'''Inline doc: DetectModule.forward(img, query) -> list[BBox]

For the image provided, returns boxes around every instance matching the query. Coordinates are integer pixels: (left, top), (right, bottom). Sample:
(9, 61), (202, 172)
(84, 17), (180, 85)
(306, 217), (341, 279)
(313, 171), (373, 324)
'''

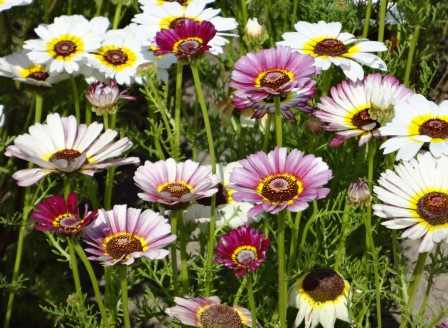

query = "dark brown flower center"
(352, 109), (380, 130)
(104, 50), (128, 65)
(260, 174), (300, 203)
(259, 70), (291, 89)
(178, 39), (202, 55)
(418, 119), (448, 139)
(200, 304), (242, 328)
(314, 39), (347, 57)
(160, 182), (192, 199)
(302, 268), (345, 303)
(27, 71), (49, 81)
(49, 149), (83, 164)
(416, 192), (448, 225)
(169, 17), (190, 29)
(106, 233), (143, 261)
(56, 215), (81, 232)
(165, 0), (188, 4)
(54, 41), (77, 57)
(196, 183), (229, 206)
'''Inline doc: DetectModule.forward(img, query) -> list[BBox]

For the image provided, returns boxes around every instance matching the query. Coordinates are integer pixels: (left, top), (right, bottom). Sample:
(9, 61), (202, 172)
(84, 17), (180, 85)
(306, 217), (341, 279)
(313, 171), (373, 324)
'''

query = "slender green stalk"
(321, 69), (332, 97)
(177, 211), (190, 294)
(67, 0), (72, 15)
(262, 115), (272, 152)
(63, 178), (71, 199)
(44, 0), (50, 23)
(147, 79), (174, 146)
(240, 0), (248, 26)
(334, 200), (350, 271)
(112, 1), (122, 29)
(417, 245), (438, 319)
(174, 62), (183, 150)
(119, 265), (131, 328)
(190, 63), (217, 296)
(104, 266), (117, 325)
(104, 167), (116, 211)
(288, 211), (302, 272)
(74, 240), (109, 328)
(86, 103), (92, 125)
(292, 0), (299, 26)
(403, 25), (421, 87)
(399, 252), (428, 328)
(274, 96), (282, 147)
(170, 211), (180, 296)
(277, 211), (287, 328)
(67, 239), (84, 305)
(246, 274), (257, 327)
(377, 0), (387, 50)
(103, 114), (109, 130)
(362, 0), (373, 38)
(35, 93), (43, 124)
(110, 113), (117, 130)
(299, 201), (318, 253)
(95, 0), (104, 16)
(70, 76), (81, 122)
(233, 276), (246, 306)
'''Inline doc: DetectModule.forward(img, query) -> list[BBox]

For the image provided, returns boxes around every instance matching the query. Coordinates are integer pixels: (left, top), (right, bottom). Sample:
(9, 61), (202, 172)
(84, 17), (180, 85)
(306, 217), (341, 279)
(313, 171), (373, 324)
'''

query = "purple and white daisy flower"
(380, 94), (448, 161)
(315, 73), (413, 147)
(215, 225), (270, 277)
(133, 158), (220, 210)
(83, 204), (176, 265)
(0, 0), (32, 12)
(278, 20), (387, 81)
(229, 147), (332, 217)
(373, 151), (448, 253)
(5, 113), (140, 186)
(166, 296), (252, 327)
(86, 79), (136, 115)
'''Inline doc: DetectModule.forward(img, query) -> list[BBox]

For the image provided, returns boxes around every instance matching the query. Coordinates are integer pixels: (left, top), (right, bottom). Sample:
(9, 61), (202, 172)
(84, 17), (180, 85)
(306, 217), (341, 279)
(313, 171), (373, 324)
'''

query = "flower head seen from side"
(138, 0), (214, 8)
(229, 147), (332, 217)
(24, 15), (109, 74)
(347, 178), (371, 208)
(373, 152), (448, 253)
(132, 0), (237, 54)
(133, 158), (220, 210)
(315, 73), (413, 147)
(0, 0), (33, 12)
(165, 296), (252, 327)
(0, 51), (69, 87)
(153, 19), (216, 61)
(83, 204), (176, 265)
(278, 20), (387, 81)
(215, 225), (270, 277)
(380, 94), (448, 161)
(289, 268), (351, 328)
(31, 193), (98, 235)
(5, 113), (140, 186)
(86, 79), (136, 115)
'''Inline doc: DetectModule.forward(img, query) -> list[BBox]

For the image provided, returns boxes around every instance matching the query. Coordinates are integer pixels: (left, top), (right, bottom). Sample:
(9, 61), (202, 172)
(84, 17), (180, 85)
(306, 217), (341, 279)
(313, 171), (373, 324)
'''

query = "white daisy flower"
(277, 20), (387, 82)
(131, 0), (237, 55)
(380, 94), (448, 161)
(138, 0), (214, 7)
(0, 52), (68, 87)
(184, 162), (262, 229)
(315, 73), (413, 147)
(0, 0), (32, 12)
(24, 15), (109, 74)
(373, 151), (448, 252)
(289, 268), (351, 328)
(5, 113), (140, 186)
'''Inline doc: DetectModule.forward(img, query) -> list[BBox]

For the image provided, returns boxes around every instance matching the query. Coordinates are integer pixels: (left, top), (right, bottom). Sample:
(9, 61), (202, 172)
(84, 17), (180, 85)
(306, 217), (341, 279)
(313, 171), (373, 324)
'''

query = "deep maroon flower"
(215, 225), (270, 277)
(31, 193), (98, 235)
(153, 19), (217, 60)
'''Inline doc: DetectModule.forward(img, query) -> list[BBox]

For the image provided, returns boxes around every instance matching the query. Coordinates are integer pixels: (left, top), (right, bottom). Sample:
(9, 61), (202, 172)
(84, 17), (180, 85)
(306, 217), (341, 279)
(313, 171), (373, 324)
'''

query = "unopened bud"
(86, 79), (135, 116)
(306, 117), (323, 134)
(347, 178), (371, 207)
(137, 62), (158, 80)
(243, 18), (268, 47)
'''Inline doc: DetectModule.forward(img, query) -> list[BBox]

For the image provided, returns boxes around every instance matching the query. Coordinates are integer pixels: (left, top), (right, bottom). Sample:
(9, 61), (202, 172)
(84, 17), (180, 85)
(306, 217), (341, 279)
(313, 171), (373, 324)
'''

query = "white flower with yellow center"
(0, 52), (68, 87)
(24, 15), (109, 74)
(132, 0), (237, 54)
(0, 0), (32, 12)
(380, 94), (448, 161)
(138, 0), (214, 7)
(373, 151), (448, 252)
(278, 20), (387, 82)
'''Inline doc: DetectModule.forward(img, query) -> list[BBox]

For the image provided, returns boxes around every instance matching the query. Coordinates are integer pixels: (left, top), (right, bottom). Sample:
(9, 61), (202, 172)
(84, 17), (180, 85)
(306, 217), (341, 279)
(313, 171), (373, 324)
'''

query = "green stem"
(233, 276), (246, 306)
(277, 211), (287, 328)
(274, 96), (282, 147)
(299, 201), (318, 253)
(112, 1), (122, 29)
(74, 240), (109, 328)
(403, 25), (421, 87)
(417, 246), (438, 319)
(292, 0), (298, 26)
(174, 62), (183, 151)
(119, 265), (131, 328)
(177, 211), (190, 294)
(288, 211), (302, 272)
(334, 200), (350, 271)
(104, 266), (117, 325)
(70, 76), (81, 122)
(104, 167), (116, 210)
(103, 114), (109, 130)
(240, 0), (248, 26)
(205, 197), (216, 296)
(67, 239), (84, 305)
(86, 103), (92, 125)
(95, 0), (104, 16)
(262, 115), (272, 152)
(67, 0), (72, 15)
(43, 0), (50, 23)
(362, 0), (373, 38)
(321, 68), (332, 97)
(170, 212), (180, 296)
(63, 178), (71, 199)
(377, 0), (387, 54)
(35, 93), (43, 124)
(399, 252), (428, 328)
(247, 274), (257, 327)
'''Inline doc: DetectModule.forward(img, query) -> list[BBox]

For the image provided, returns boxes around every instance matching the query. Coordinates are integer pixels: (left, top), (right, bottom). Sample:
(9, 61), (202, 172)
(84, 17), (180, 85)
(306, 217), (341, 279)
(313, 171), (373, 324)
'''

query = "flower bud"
(347, 178), (371, 207)
(243, 18), (268, 47)
(306, 117), (323, 134)
(136, 61), (158, 80)
(86, 80), (135, 116)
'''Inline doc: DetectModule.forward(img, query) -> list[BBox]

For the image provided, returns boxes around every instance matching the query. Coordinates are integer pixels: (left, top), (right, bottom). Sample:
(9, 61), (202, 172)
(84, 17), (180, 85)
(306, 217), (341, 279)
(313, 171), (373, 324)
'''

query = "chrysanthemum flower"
(166, 296), (252, 327)
(86, 79), (136, 115)
(373, 151), (448, 252)
(215, 225), (270, 277)
(133, 158), (220, 210)
(138, 0), (214, 7)
(0, 52), (68, 87)
(229, 147), (332, 217)
(278, 20), (387, 81)
(289, 268), (351, 328)
(315, 73), (413, 147)
(0, 0), (32, 12)
(132, 0), (237, 54)
(347, 178), (371, 208)
(24, 15), (109, 74)
(5, 113), (139, 186)
(153, 20), (216, 61)
(83, 204), (176, 265)
(31, 193), (98, 235)
(380, 94), (448, 161)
